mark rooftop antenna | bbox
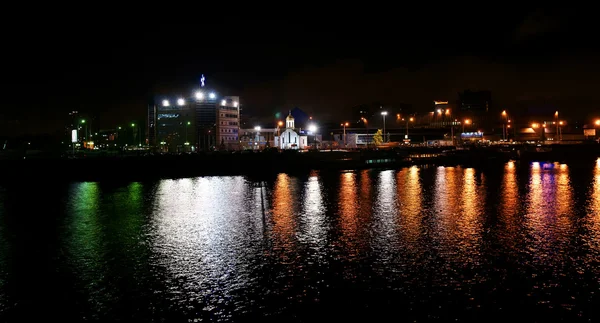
[200,74,205,87]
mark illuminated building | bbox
[274,112,308,149]
[217,96,240,149]
[147,75,240,151]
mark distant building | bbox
[217,96,240,150]
[274,112,308,150]
[148,78,240,151]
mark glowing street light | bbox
[221,99,226,106]
[595,119,600,126]
[177,98,185,106]
[209,92,216,99]
[531,123,539,128]
[381,111,388,142]
[341,122,349,147]
[162,99,170,107]
[555,111,559,140]
[462,119,471,133]
[253,126,261,150]
[195,91,204,100]
[308,124,317,132]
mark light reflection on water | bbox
[1,160,600,320]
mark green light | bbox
[131,123,135,127]
[81,120,86,123]
[187,121,191,125]
[118,126,122,130]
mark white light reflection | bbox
[372,170,398,250]
[150,176,260,313]
[299,172,327,250]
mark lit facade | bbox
[148,82,240,151]
[274,112,307,149]
[217,96,240,149]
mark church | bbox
[274,112,308,150]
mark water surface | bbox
[1,160,600,321]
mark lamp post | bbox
[558,121,564,141]
[308,124,317,149]
[80,119,87,142]
[407,117,414,139]
[555,111,559,141]
[501,110,507,141]
[341,122,349,147]
[381,111,388,142]
[131,123,140,147]
[462,119,471,134]
[254,126,261,150]
[186,121,191,146]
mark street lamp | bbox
[381,111,388,142]
[555,111,559,141]
[405,117,414,140]
[177,98,185,106]
[131,123,140,146]
[195,92,204,100]
[462,119,471,134]
[80,119,87,141]
[501,110,508,141]
[308,124,317,149]
[162,100,170,107]
[209,92,216,99]
[596,120,600,126]
[341,122,349,147]
[254,126,261,150]
[186,121,191,145]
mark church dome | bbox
[286,113,294,121]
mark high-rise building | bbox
[148,81,240,151]
[217,96,240,149]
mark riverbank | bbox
[1,144,599,182]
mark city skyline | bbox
[2,8,599,136]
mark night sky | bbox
[2,7,598,136]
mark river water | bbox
[1,159,600,321]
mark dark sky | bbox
[2,6,598,135]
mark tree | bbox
[372,129,383,145]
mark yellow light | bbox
[437,109,442,114]
[434,101,448,105]
[464,119,471,125]
[595,120,600,126]
[445,109,450,115]
[531,123,539,128]
[502,110,507,116]
[559,121,564,125]
[278,121,283,126]
[409,117,414,122]
[345,122,349,126]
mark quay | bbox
[2,143,600,182]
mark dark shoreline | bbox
[1,144,599,182]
